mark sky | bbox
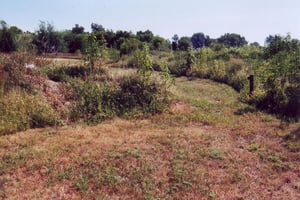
[1,0,300,45]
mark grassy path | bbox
[0,77,299,199]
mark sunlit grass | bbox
[0,75,299,199]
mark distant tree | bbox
[9,26,22,35]
[151,36,164,50]
[178,36,191,51]
[72,24,84,34]
[172,34,179,51]
[191,32,211,49]
[250,42,260,47]
[104,30,116,48]
[114,30,132,49]
[120,38,141,55]
[16,32,34,52]
[263,34,299,59]
[217,33,247,47]
[33,21,61,54]
[258,34,300,119]
[91,23,104,32]
[0,20,18,52]
[64,31,84,53]
[137,30,153,43]
[84,33,107,71]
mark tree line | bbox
[1,20,253,55]
[1,20,299,120]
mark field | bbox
[1,70,299,199]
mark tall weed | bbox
[0,88,58,135]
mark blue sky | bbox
[1,0,300,44]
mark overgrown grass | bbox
[0,76,299,199]
[71,74,170,124]
[0,88,58,135]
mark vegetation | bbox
[0,20,299,198]
[0,77,299,199]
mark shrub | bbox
[71,81,116,125]
[43,65,90,82]
[168,51,189,76]
[43,65,107,82]
[115,75,169,117]
[0,88,58,135]
[1,53,32,91]
[71,75,170,124]
[252,35,300,120]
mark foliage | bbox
[115,75,169,117]
[0,20,18,52]
[178,36,192,51]
[15,32,34,52]
[64,31,85,53]
[135,44,154,80]
[254,35,300,119]
[136,30,153,43]
[0,88,58,135]
[71,81,116,124]
[217,33,248,47]
[168,51,189,76]
[71,75,170,124]
[32,21,61,54]
[43,65,91,82]
[187,48,248,91]
[91,23,105,32]
[70,44,170,123]
[83,33,107,71]
[120,38,141,55]
[191,32,211,49]
[72,24,84,34]
[1,52,33,91]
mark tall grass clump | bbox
[70,44,171,124]
[0,88,58,135]
[115,74,169,117]
[187,47,249,91]
[71,81,117,125]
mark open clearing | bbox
[1,77,299,200]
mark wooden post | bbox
[248,75,254,95]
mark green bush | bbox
[43,66,91,82]
[253,35,300,120]
[1,53,33,91]
[0,88,58,135]
[71,75,170,124]
[168,51,189,76]
[115,75,169,117]
[71,81,116,125]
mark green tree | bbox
[135,44,153,80]
[64,31,85,53]
[72,24,84,34]
[137,30,153,43]
[33,21,61,54]
[191,32,211,49]
[91,23,105,32]
[178,36,191,51]
[217,33,247,47]
[0,20,18,52]
[120,37,141,55]
[257,34,300,119]
[172,34,179,51]
[84,33,107,71]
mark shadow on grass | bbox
[284,127,300,141]
[234,106,257,115]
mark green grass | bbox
[0,75,299,199]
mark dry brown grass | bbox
[0,77,299,200]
